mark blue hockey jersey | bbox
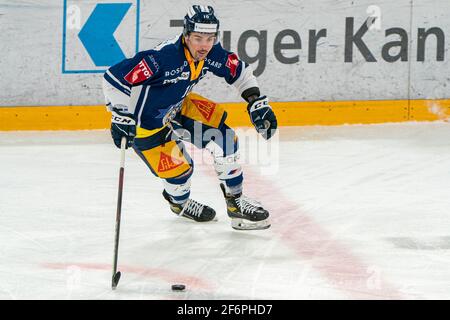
[103,34,258,130]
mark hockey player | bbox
[102,5,277,230]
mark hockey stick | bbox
[112,137,127,290]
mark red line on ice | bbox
[240,165,404,299]
[41,262,214,291]
[192,145,403,299]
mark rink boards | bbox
[0,99,449,130]
[1,0,449,129]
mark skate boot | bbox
[163,190,216,222]
[220,184,270,230]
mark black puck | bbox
[171,284,186,291]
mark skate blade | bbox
[231,218,271,230]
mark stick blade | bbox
[112,271,121,290]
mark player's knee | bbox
[213,152,242,180]
[206,124,239,156]
[224,128,239,156]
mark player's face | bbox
[185,32,216,61]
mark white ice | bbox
[0,122,449,300]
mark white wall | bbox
[0,0,449,106]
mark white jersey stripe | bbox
[137,86,150,126]
[106,70,131,92]
[128,85,143,114]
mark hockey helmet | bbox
[183,5,220,36]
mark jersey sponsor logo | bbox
[162,71,190,85]
[191,99,216,121]
[124,59,153,84]
[225,53,239,77]
[158,152,184,172]
[205,58,222,68]
[148,55,160,71]
[165,61,188,77]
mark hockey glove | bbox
[247,96,278,140]
[111,109,136,149]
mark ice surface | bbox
[0,122,449,299]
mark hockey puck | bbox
[171,284,186,291]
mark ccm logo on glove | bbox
[112,114,135,124]
[247,96,278,140]
[110,109,136,149]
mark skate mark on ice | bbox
[387,236,450,250]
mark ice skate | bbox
[220,184,270,230]
[163,190,216,222]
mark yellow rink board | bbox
[0,99,449,131]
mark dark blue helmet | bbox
[183,5,220,36]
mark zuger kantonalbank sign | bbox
[169,16,446,77]
[1,0,449,106]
